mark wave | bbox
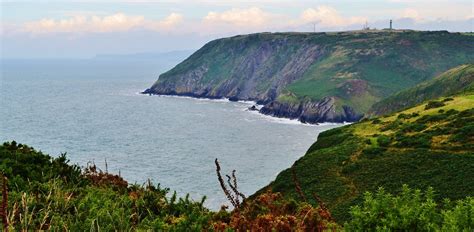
[138,91,349,126]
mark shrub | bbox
[445,109,459,115]
[345,186,474,231]
[381,120,402,131]
[450,124,474,143]
[397,113,410,119]
[396,112,419,120]
[425,100,445,110]
[377,135,392,147]
[395,134,432,148]
[212,191,337,231]
[399,122,427,133]
[416,113,448,124]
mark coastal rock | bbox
[247,105,259,111]
[260,97,363,123]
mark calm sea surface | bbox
[0,59,341,209]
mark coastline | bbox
[140,91,355,125]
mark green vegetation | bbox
[264,94,474,222]
[345,185,473,231]
[370,64,474,115]
[152,31,474,116]
[0,142,212,230]
[2,141,472,230]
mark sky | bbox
[1,0,473,58]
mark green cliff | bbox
[145,31,474,123]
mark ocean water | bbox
[0,59,341,209]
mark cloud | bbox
[297,6,367,28]
[20,12,183,34]
[6,4,472,37]
[199,6,367,33]
[203,7,275,28]
[401,8,421,20]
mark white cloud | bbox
[7,4,472,37]
[297,6,367,28]
[401,8,422,21]
[20,12,183,34]
[203,7,275,28]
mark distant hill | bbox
[369,64,474,116]
[259,92,474,221]
[144,31,474,123]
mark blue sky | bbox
[1,0,473,58]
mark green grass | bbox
[370,64,474,116]
[263,94,474,222]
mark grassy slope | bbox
[263,93,474,222]
[157,31,474,115]
[369,64,474,116]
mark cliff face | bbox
[144,31,474,123]
[259,97,362,123]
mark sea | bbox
[0,57,342,209]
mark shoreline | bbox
[140,91,352,126]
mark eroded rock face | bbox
[259,97,363,123]
[148,42,325,102]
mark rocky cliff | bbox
[144,31,474,123]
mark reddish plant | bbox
[0,173,8,230]
[215,159,246,209]
[83,162,128,189]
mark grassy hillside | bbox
[264,93,474,222]
[147,31,474,121]
[370,64,474,116]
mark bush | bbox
[0,141,85,191]
[397,113,410,119]
[425,100,445,110]
[450,124,474,143]
[445,109,459,115]
[416,113,448,124]
[399,122,427,133]
[376,135,392,147]
[395,133,432,148]
[396,112,419,120]
[381,120,402,131]
[345,185,474,231]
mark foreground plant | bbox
[345,185,474,231]
[2,141,473,231]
